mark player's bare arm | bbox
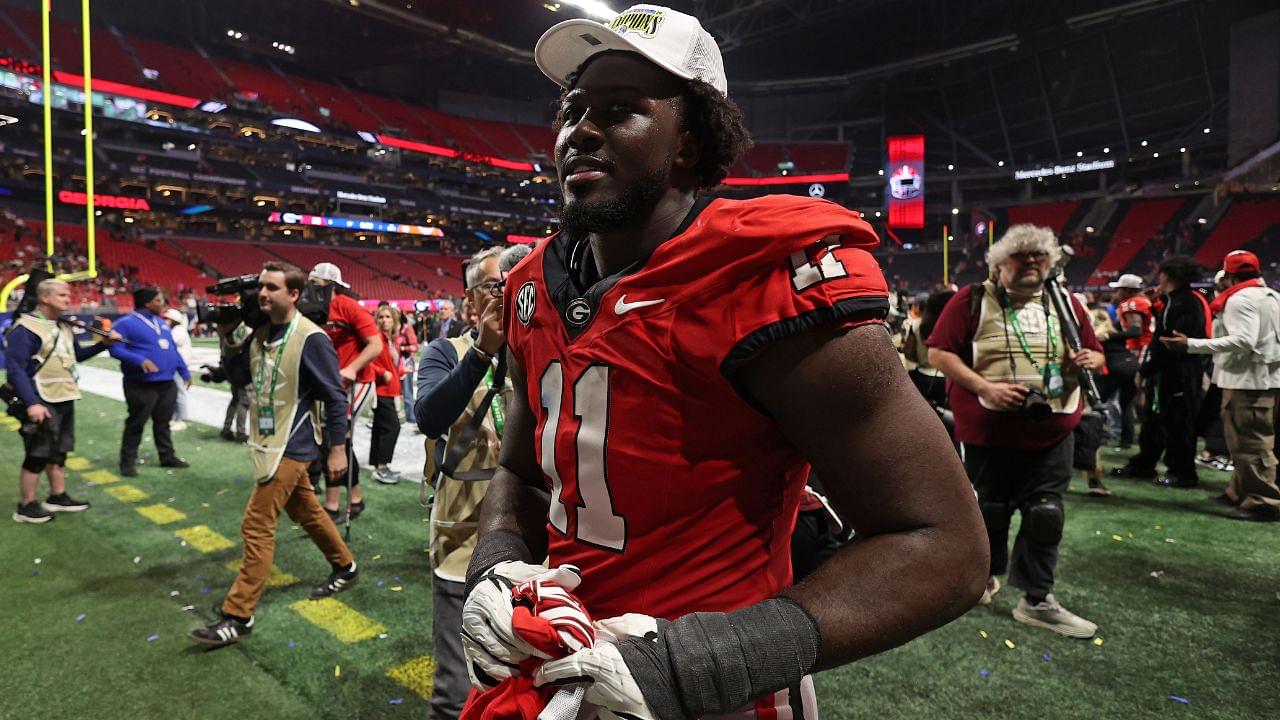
[471,354,551,574]
[746,321,990,667]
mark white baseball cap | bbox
[535,4,728,96]
[1108,273,1144,289]
[309,262,349,288]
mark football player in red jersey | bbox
[460,6,988,718]
[1110,273,1154,352]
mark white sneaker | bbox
[977,575,1001,605]
[1012,594,1097,638]
[170,420,188,431]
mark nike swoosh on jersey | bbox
[614,296,666,315]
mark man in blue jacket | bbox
[109,286,191,476]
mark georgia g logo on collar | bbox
[516,281,537,325]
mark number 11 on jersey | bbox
[539,362,627,551]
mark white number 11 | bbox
[539,362,626,551]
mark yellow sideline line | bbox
[175,525,235,553]
[224,559,299,588]
[104,484,149,503]
[387,655,436,700]
[136,503,187,525]
[83,469,119,485]
[289,597,387,643]
[64,456,92,470]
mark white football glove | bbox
[460,560,547,689]
[534,643,655,720]
[533,613,661,720]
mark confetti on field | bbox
[376,581,385,588]
[146,634,160,642]
[979,630,988,638]
[1170,695,1189,704]
[30,570,39,577]
[1165,538,1177,543]
[34,558,42,564]
[1004,639,1016,649]
[133,556,142,564]
[1042,652,1051,662]
[335,665,341,678]
[390,585,403,592]
[1093,637,1104,646]
[389,698,403,705]
[169,590,180,597]
[372,554,382,561]
[1111,535,1124,542]
[979,669,990,678]
[378,633,389,640]
[1154,524,1162,530]
[75,613,86,621]
[288,641,297,648]
[182,605,195,612]
[1150,570,1165,578]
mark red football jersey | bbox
[1118,295,1153,351]
[502,195,889,621]
[325,292,379,384]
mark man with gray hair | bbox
[414,245,510,720]
[5,279,121,523]
[929,223,1105,638]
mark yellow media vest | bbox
[971,280,1082,415]
[247,314,325,483]
[14,314,80,403]
[426,334,511,582]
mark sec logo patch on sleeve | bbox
[516,281,538,325]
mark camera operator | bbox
[307,263,383,519]
[219,322,251,443]
[190,261,357,648]
[413,246,513,720]
[6,279,121,523]
[928,224,1103,639]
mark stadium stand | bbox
[1193,199,1280,269]
[787,143,848,172]
[1088,198,1185,281]
[1007,201,1080,233]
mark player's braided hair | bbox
[553,58,752,190]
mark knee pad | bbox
[21,456,48,473]
[1023,498,1064,545]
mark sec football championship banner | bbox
[886,135,925,229]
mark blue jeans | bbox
[401,367,416,424]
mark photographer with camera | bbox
[6,279,121,523]
[190,261,357,648]
[928,224,1103,639]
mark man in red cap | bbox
[1163,250,1280,521]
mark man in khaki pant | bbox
[190,261,359,647]
[1163,250,1280,522]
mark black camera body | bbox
[197,275,334,329]
[1021,388,1054,422]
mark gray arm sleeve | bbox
[617,596,822,719]
[463,528,536,597]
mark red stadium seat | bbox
[1194,199,1280,269]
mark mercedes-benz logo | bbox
[565,298,592,327]
[515,282,537,325]
[808,183,826,198]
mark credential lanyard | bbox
[1004,296,1058,374]
[253,314,300,430]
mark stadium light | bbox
[1152,152,1159,158]
[877,169,884,176]
[997,160,1005,167]
[1203,127,1211,134]
[947,163,954,170]
[272,117,322,133]
[559,1,617,20]
[1140,140,1148,147]
[1180,147,1186,153]
[1103,147,1110,153]
[951,207,959,215]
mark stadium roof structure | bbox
[17,0,1273,182]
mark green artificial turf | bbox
[2,392,1278,719]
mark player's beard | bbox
[558,166,668,237]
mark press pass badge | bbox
[1044,363,1065,399]
[258,406,276,436]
